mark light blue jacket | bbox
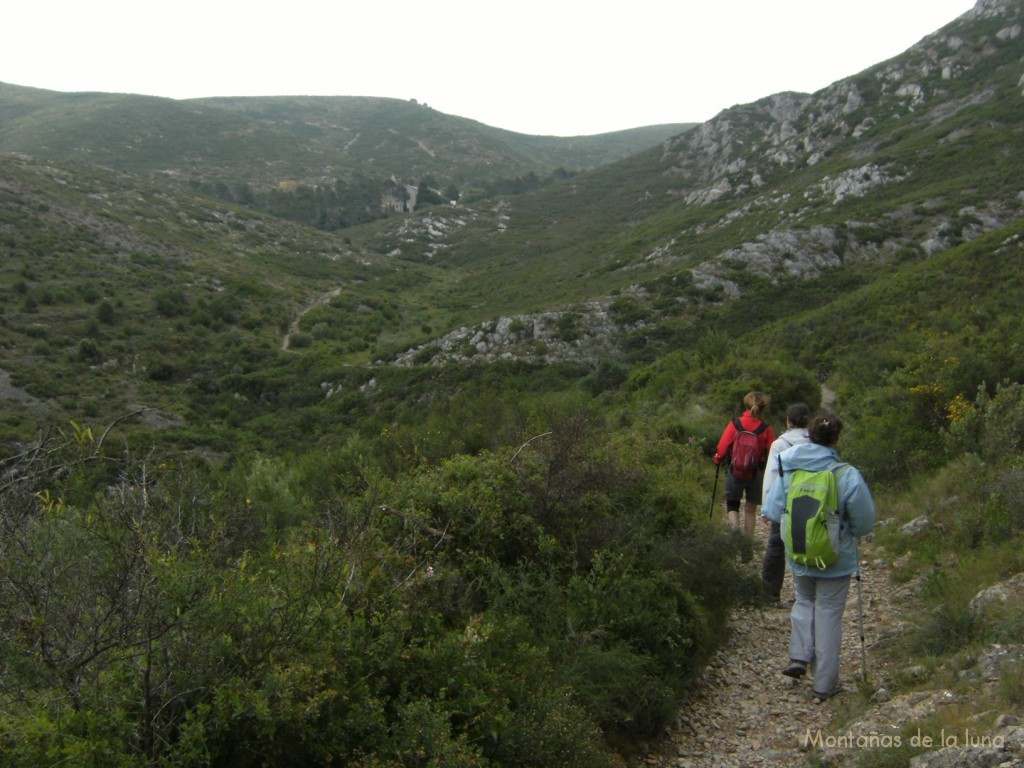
[761,442,876,578]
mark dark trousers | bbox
[762,521,786,600]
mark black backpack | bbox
[729,418,768,481]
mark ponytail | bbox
[743,391,771,420]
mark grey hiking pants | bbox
[790,573,851,697]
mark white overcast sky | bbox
[4,0,976,137]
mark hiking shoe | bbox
[813,683,844,703]
[782,661,808,678]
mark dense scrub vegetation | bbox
[2,190,1022,762]
[0,403,758,766]
[188,174,393,231]
[1,118,1022,759]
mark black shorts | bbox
[724,468,764,510]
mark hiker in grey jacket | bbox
[760,403,812,603]
[761,411,875,701]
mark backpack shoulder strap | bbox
[733,418,768,435]
[780,457,844,483]
[830,462,852,519]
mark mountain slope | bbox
[1,0,1021,456]
[348,0,1023,366]
[0,151,390,447]
[0,84,692,190]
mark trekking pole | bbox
[854,540,868,683]
[708,461,721,519]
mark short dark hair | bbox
[786,403,812,428]
[809,411,843,446]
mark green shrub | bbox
[559,550,708,738]
[97,300,116,324]
[146,358,177,381]
[912,602,979,656]
[946,381,1024,465]
[999,666,1024,708]
[583,359,631,395]
[243,453,315,531]
[351,700,489,768]
[77,336,102,362]
[154,287,188,316]
[484,688,614,768]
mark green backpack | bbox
[781,462,850,570]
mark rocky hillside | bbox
[366,0,1023,368]
[659,0,1023,283]
[0,1,1021,450]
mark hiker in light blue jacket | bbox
[761,411,875,702]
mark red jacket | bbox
[714,412,776,467]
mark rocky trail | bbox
[281,287,342,350]
[640,517,896,767]
[638,514,1024,768]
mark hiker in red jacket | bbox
[714,391,776,554]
